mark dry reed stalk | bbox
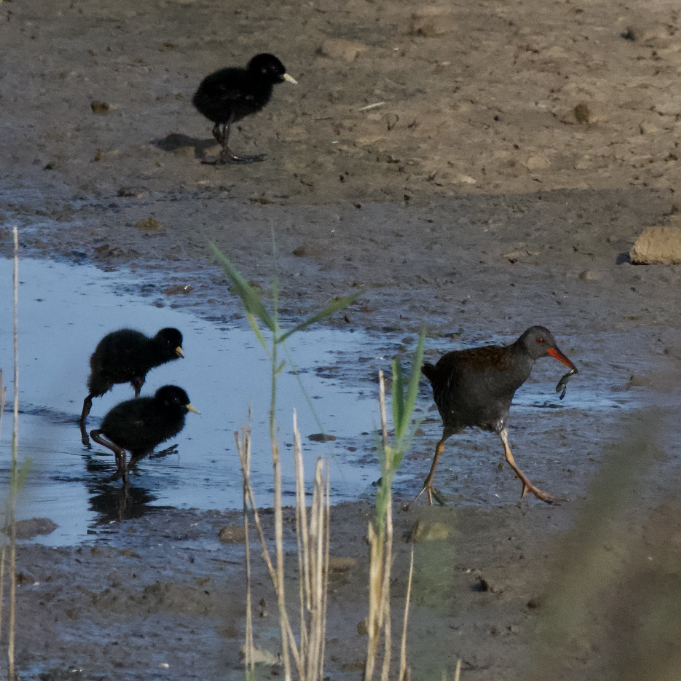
[235,420,305,675]
[292,411,329,681]
[319,470,330,681]
[364,369,398,681]
[0,369,5,675]
[398,547,414,681]
[308,457,328,681]
[271,436,292,681]
[235,432,301,672]
[364,523,382,681]
[364,368,415,681]
[454,658,462,681]
[235,406,254,677]
[8,226,20,680]
[378,370,393,681]
[293,413,311,672]
[0,546,4,642]
[236,408,330,681]
[0,370,5,444]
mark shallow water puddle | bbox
[0,258,381,545]
[0,259,647,544]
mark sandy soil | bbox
[1,0,681,678]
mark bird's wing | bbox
[433,345,508,380]
[214,86,252,105]
[202,70,253,105]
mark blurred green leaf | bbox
[278,293,360,344]
[391,359,405,445]
[210,243,275,332]
[394,330,425,443]
[10,458,31,491]
[245,311,270,358]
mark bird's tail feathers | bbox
[421,362,437,383]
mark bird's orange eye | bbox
[536,337,545,344]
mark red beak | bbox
[548,346,578,372]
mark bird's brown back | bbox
[422,343,532,433]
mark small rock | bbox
[628,374,652,387]
[574,155,592,170]
[118,187,143,197]
[564,101,608,125]
[293,244,324,257]
[163,285,193,295]
[654,96,681,116]
[573,103,590,124]
[406,520,450,543]
[319,39,368,62]
[454,174,476,185]
[473,575,503,594]
[504,249,530,261]
[240,645,280,666]
[308,433,336,442]
[663,346,681,361]
[524,155,550,171]
[527,597,543,609]
[357,619,369,635]
[578,270,600,281]
[474,576,491,592]
[91,100,110,114]
[218,524,246,544]
[639,120,660,135]
[5,518,58,540]
[630,227,681,265]
[406,8,456,37]
[328,557,356,572]
[15,571,36,585]
[131,217,161,231]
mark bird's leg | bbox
[212,122,225,146]
[125,449,153,474]
[131,376,144,398]
[90,429,129,482]
[80,394,95,447]
[217,120,267,165]
[405,438,447,509]
[498,429,566,504]
[149,443,179,459]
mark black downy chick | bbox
[90,385,199,483]
[80,328,184,446]
[192,53,297,164]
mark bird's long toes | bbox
[201,155,223,166]
[526,485,567,505]
[226,153,267,164]
[150,444,179,459]
[431,488,447,506]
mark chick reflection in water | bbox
[88,478,157,524]
[90,385,199,484]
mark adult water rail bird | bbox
[80,328,184,446]
[192,53,297,164]
[416,326,578,505]
[90,385,199,483]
